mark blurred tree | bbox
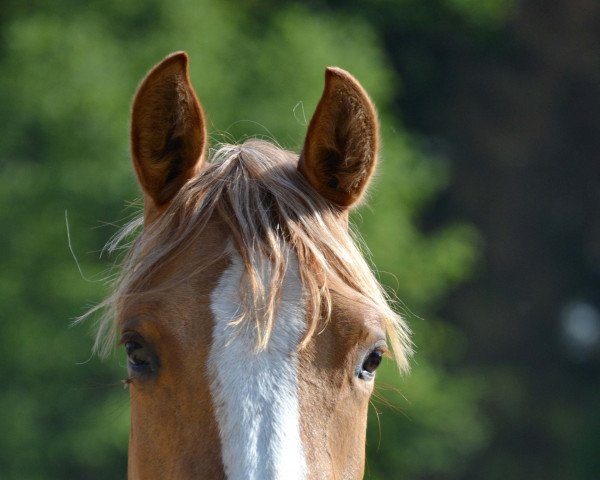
[0,0,483,478]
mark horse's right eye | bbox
[124,339,156,374]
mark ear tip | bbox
[134,52,191,108]
[161,51,189,70]
[324,67,370,97]
[325,66,352,81]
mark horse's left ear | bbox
[299,67,379,209]
[131,51,206,218]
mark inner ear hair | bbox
[299,67,379,209]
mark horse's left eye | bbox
[359,349,384,380]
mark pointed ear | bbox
[131,51,206,214]
[298,67,379,209]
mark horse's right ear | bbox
[131,51,206,219]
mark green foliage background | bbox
[2,0,596,479]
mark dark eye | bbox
[125,340,154,373]
[358,349,384,380]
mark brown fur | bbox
[89,52,412,479]
[123,220,228,478]
[298,287,386,479]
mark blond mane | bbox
[86,139,412,371]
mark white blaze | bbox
[209,249,307,480]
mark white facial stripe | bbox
[209,249,307,480]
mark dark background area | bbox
[356,0,600,477]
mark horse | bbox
[90,51,411,479]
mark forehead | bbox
[117,218,229,331]
[117,232,384,344]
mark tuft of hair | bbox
[80,140,412,372]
